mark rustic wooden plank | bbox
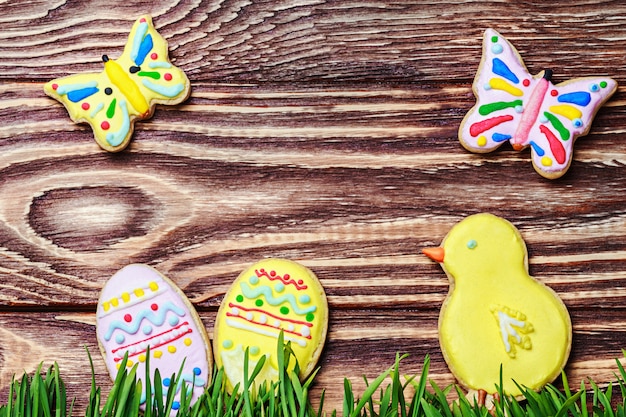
[2,0,626,414]
[0,310,625,413]
[1,2,626,83]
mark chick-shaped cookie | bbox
[423,213,571,399]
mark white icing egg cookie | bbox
[96,264,212,411]
[213,258,328,393]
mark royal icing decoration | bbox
[459,29,616,179]
[423,213,572,397]
[44,15,190,152]
[96,264,212,411]
[213,259,328,393]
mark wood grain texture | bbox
[2,0,626,413]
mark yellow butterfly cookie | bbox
[44,15,190,152]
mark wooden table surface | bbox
[2,0,626,413]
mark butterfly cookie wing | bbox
[44,72,144,152]
[116,15,190,110]
[526,76,617,178]
[460,29,537,153]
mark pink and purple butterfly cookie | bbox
[459,29,617,179]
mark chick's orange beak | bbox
[423,247,445,263]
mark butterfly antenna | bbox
[102,55,109,63]
[543,69,553,81]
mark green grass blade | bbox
[349,360,397,417]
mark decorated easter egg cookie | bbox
[459,28,616,179]
[213,259,328,393]
[96,264,212,411]
[44,15,190,152]
[423,213,572,398]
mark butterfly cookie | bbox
[44,15,190,152]
[459,29,617,179]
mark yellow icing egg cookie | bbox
[423,213,571,398]
[213,258,328,393]
[44,15,190,152]
[96,264,212,411]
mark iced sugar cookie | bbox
[423,213,571,398]
[459,28,616,179]
[44,15,190,152]
[96,264,212,411]
[213,259,328,393]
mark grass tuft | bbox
[2,342,626,417]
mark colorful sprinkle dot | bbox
[138,354,146,363]
[491,44,503,54]
[140,18,147,23]
[477,135,487,147]
[467,239,478,249]
[168,316,179,326]
[255,299,263,307]
[81,102,90,110]
[164,73,173,81]
[589,83,600,92]
[193,367,202,376]
[154,350,163,358]
[223,339,233,349]
[297,280,304,285]
[151,303,158,311]
[163,378,171,387]
[51,83,58,90]
[184,338,192,346]
[250,346,260,355]
[274,283,285,293]
[284,274,290,280]
[110,297,119,307]
[150,52,158,60]
[522,79,530,87]
[541,156,553,167]
[121,292,130,302]
[142,325,153,335]
[168,345,177,353]
[280,306,290,315]
[249,275,259,285]
[550,90,558,97]
[172,402,180,411]
[101,121,110,130]
[491,36,498,43]
[270,270,276,277]
[126,360,134,368]
[115,334,125,344]
[299,294,311,304]
[600,81,608,88]
[149,282,159,291]
[134,288,144,297]
[306,313,315,322]
[124,314,132,322]
[236,295,244,302]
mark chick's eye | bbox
[466,239,477,249]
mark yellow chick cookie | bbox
[423,213,571,399]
